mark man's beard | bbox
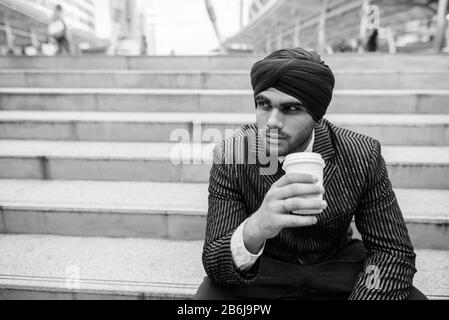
[280,124,315,156]
[258,123,315,157]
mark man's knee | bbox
[407,287,428,300]
[194,277,239,300]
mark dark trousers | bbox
[55,37,71,55]
[195,240,427,300]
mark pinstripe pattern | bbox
[202,118,416,300]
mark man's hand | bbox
[243,173,327,254]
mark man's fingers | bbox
[274,183,324,200]
[274,173,318,188]
[282,198,326,212]
[278,214,318,228]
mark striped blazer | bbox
[202,118,417,300]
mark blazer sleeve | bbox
[349,140,417,300]
[202,143,261,286]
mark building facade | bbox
[20,0,96,34]
[226,0,447,54]
[0,0,99,51]
[109,0,158,55]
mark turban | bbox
[251,48,335,122]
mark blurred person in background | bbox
[141,36,148,56]
[366,28,379,52]
[48,4,72,55]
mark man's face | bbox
[256,88,316,157]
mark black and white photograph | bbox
[0,0,448,303]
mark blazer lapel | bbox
[313,120,337,190]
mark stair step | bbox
[0,180,447,248]
[0,180,206,240]
[2,69,449,89]
[0,235,205,300]
[0,234,447,299]
[2,53,447,301]
[1,111,448,146]
[1,55,448,70]
[0,140,448,189]
[1,88,448,114]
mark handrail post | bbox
[30,27,39,49]
[435,0,448,53]
[276,23,283,50]
[384,27,396,54]
[5,20,14,54]
[293,16,301,47]
[265,33,272,53]
[317,0,328,53]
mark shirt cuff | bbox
[231,219,266,272]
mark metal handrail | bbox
[225,0,355,45]
[0,25,46,42]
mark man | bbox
[195,48,426,300]
[48,5,71,55]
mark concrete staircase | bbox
[0,54,448,300]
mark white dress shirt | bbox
[231,130,316,271]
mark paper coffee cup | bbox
[282,152,325,215]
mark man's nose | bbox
[266,108,283,129]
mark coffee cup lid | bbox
[283,152,325,169]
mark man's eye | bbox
[256,101,271,109]
[285,105,300,112]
